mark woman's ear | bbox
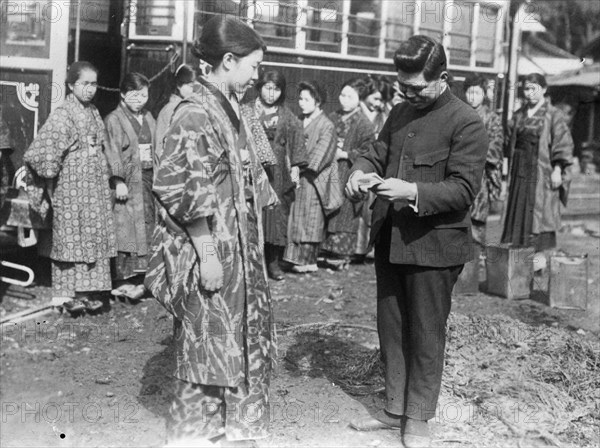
[222,52,236,71]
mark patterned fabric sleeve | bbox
[104,113,129,181]
[549,108,574,169]
[24,107,75,178]
[306,118,336,174]
[285,109,308,168]
[347,114,376,163]
[153,104,219,224]
[486,112,504,168]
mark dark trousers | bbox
[375,227,462,421]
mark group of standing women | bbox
[23,61,198,313]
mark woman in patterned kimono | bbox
[501,73,574,271]
[322,78,375,269]
[23,61,116,313]
[104,73,156,299]
[463,74,503,247]
[154,64,197,164]
[144,16,277,447]
[254,70,307,280]
[284,80,342,273]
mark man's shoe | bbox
[349,410,402,431]
[403,418,431,448]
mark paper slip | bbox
[358,173,384,191]
[139,144,153,163]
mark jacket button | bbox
[408,132,415,138]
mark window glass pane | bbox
[448,2,473,66]
[305,0,344,53]
[135,0,177,37]
[253,1,298,49]
[385,1,416,58]
[348,0,382,57]
[475,4,497,67]
[0,1,51,58]
[419,0,444,40]
[194,0,243,37]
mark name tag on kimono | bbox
[139,144,152,163]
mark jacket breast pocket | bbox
[412,147,449,183]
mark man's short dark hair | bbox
[393,35,447,82]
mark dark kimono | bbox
[470,105,503,245]
[322,107,375,257]
[145,80,278,441]
[501,102,574,251]
[284,111,342,266]
[104,104,156,280]
[23,94,117,297]
[255,101,307,246]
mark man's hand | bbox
[115,181,129,201]
[374,178,417,202]
[551,166,562,189]
[345,170,367,201]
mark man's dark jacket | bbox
[351,88,488,267]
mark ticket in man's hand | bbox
[357,172,384,192]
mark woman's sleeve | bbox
[487,112,504,168]
[288,114,308,168]
[347,116,376,163]
[306,119,336,174]
[24,108,75,178]
[153,106,218,224]
[550,109,574,169]
[104,114,128,181]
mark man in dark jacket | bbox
[346,36,488,448]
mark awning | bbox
[547,64,600,88]
[518,55,584,76]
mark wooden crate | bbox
[453,245,480,295]
[549,254,589,310]
[485,244,534,299]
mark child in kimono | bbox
[284,80,342,273]
[321,78,375,269]
[104,73,156,299]
[155,64,197,164]
[254,70,307,280]
[24,61,116,314]
[145,16,278,447]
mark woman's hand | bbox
[115,181,129,201]
[199,250,224,292]
[336,148,349,161]
[186,219,223,293]
[551,166,562,189]
[290,166,300,187]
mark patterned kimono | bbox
[23,94,116,297]
[255,101,307,246]
[501,102,574,251]
[104,104,156,280]
[144,79,277,442]
[470,105,504,245]
[284,111,341,266]
[322,107,375,258]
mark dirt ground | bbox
[1,217,599,448]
